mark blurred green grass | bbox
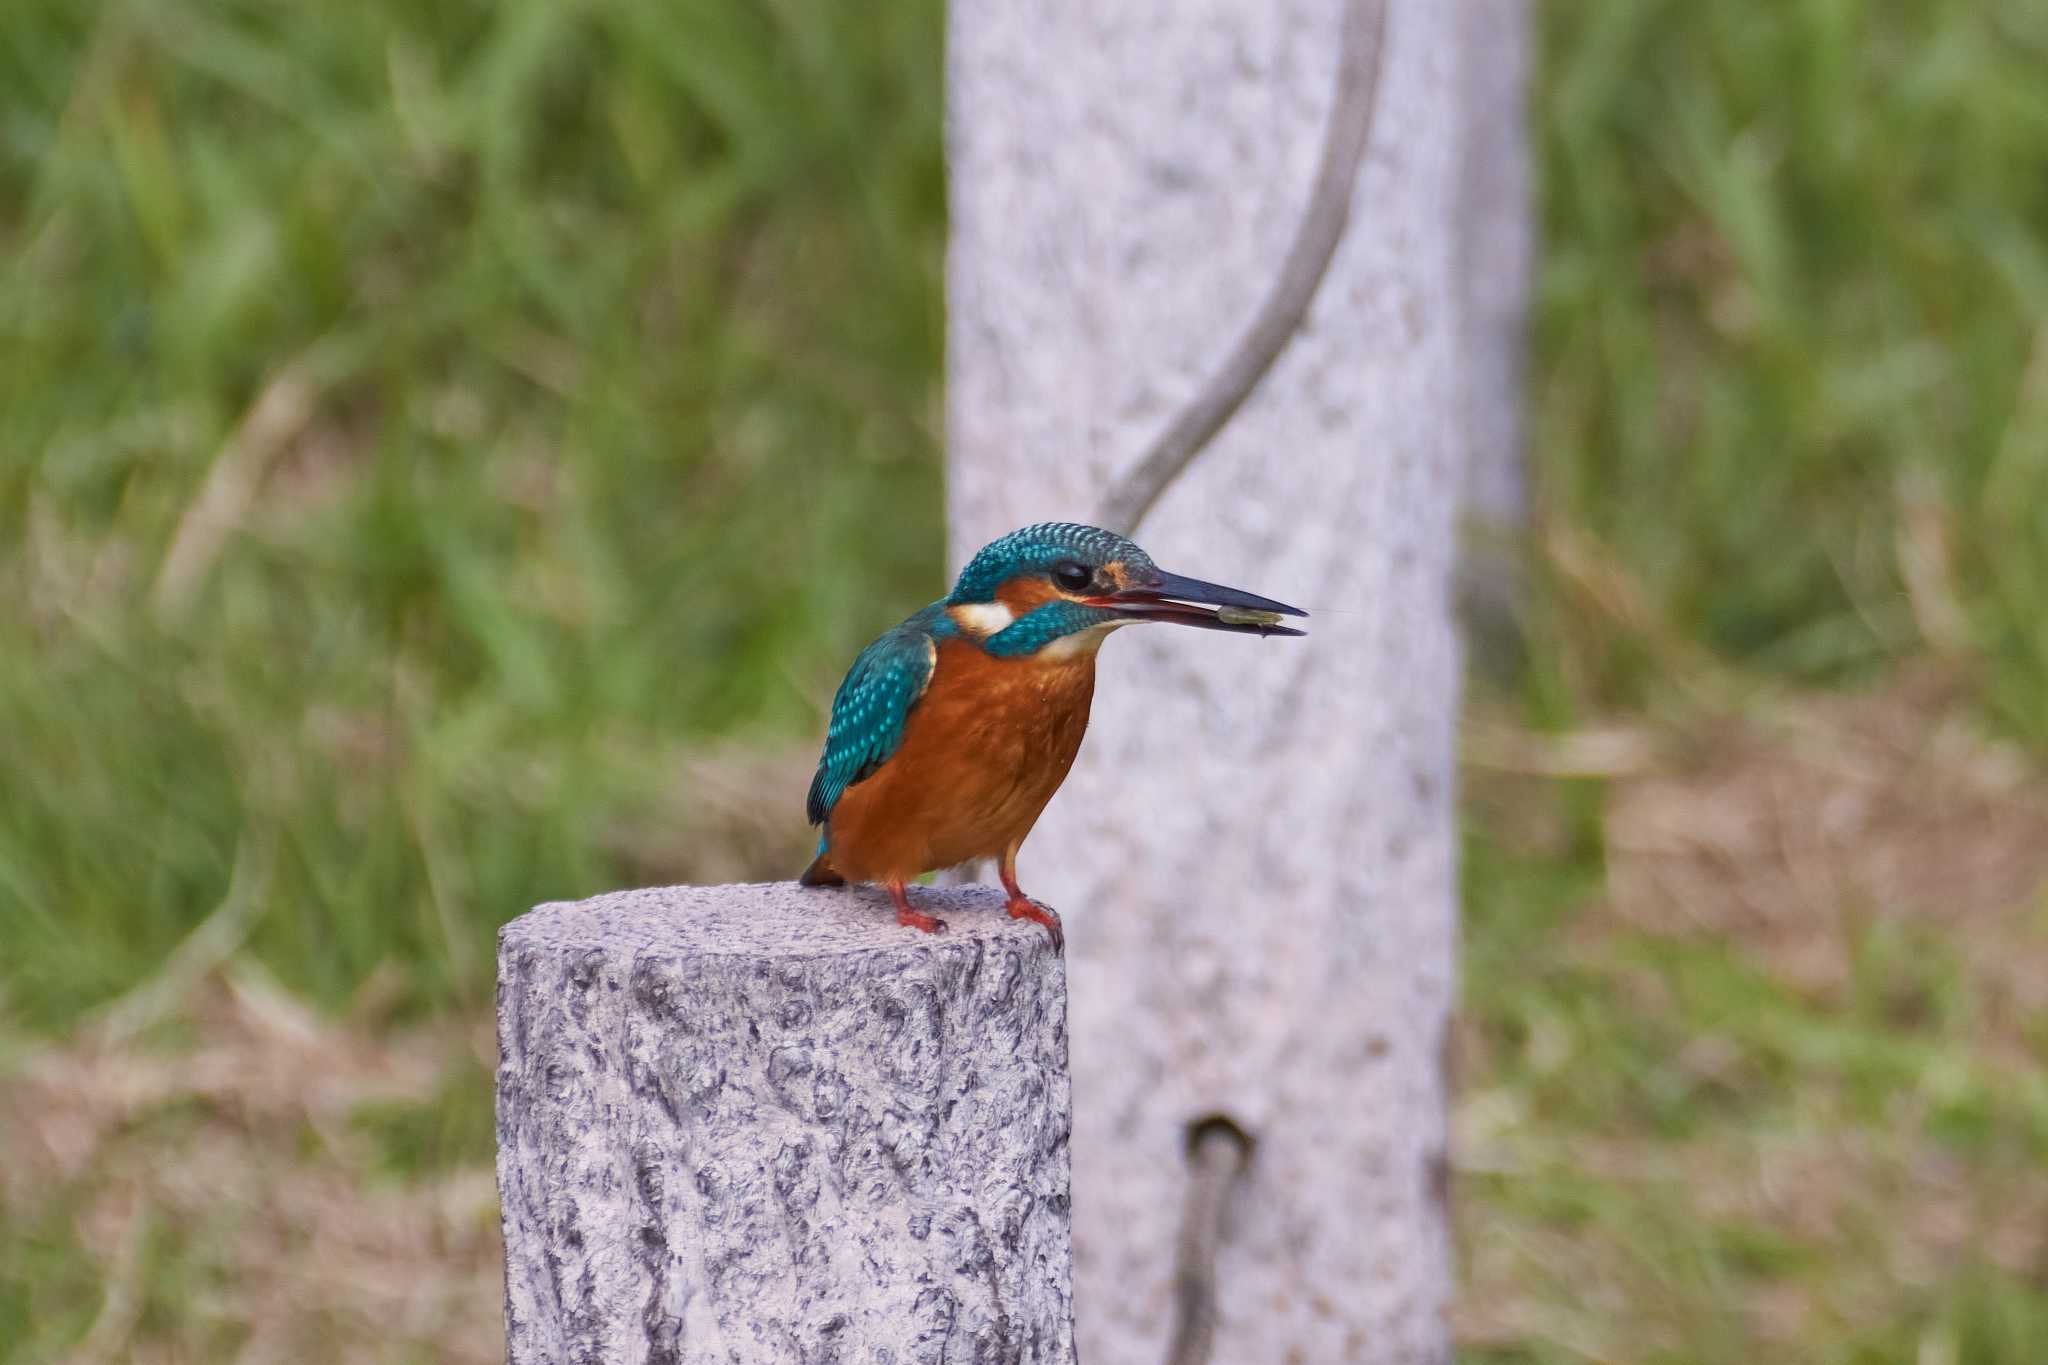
[2,0,946,1023]
[3,0,2047,1360]
[1459,803,2048,1362]
[1532,0,2048,728]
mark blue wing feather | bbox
[806,605,945,825]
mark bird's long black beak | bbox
[1090,569,1308,637]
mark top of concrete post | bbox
[502,880,1055,961]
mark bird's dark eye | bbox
[1052,561,1093,592]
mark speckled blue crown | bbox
[948,522,1154,604]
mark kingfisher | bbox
[800,521,1305,950]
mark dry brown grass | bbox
[1600,669,2048,1057]
[1453,669,2048,1359]
[1,972,503,1365]
[604,743,821,889]
[1454,1108,2048,1356]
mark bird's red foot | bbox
[885,881,947,935]
[896,906,948,935]
[1007,897,1064,955]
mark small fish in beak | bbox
[1088,568,1308,637]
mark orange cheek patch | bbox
[994,576,1062,613]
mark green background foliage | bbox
[2,0,2044,1359]
[3,0,946,1021]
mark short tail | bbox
[799,850,844,887]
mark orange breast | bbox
[822,638,1096,884]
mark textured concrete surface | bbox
[948,1,1486,1359]
[495,882,1075,1365]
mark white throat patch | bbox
[1039,619,1128,659]
[948,601,1016,636]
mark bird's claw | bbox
[1006,897,1064,955]
[896,907,948,935]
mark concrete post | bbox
[494,883,1076,1364]
[948,1,1480,1358]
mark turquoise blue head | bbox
[946,521,1306,658]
